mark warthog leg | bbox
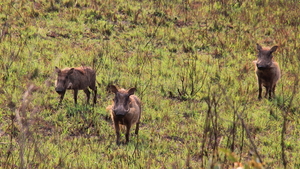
[135,122,139,135]
[114,122,121,145]
[59,91,66,105]
[264,86,269,98]
[125,124,131,144]
[272,84,276,99]
[93,86,97,104]
[258,80,262,100]
[73,89,78,105]
[83,88,91,104]
[268,87,272,100]
[89,86,97,104]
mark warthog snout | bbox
[113,108,129,117]
[55,87,65,94]
[256,64,268,70]
[256,58,272,70]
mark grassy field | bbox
[0,0,299,168]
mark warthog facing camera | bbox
[107,85,141,145]
[254,44,280,100]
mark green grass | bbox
[1,0,300,168]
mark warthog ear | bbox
[256,43,262,51]
[55,66,61,73]
[67,68,74,76]
[110,85,119,93]
[128,88,136,95]
[270,46,278,53]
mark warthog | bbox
[107,85,141,145]
[55,66,97,105]
[254,44,280,100]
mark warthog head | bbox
[256,44,278,70]
[110,85,136,117]
[55,67,74,94]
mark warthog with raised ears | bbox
[55,66,97,105]
[107,85,141,145]
[254,44,280,100]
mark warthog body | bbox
[107,85,141,145]
[254,44,280,100]
[55,66,97,105]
